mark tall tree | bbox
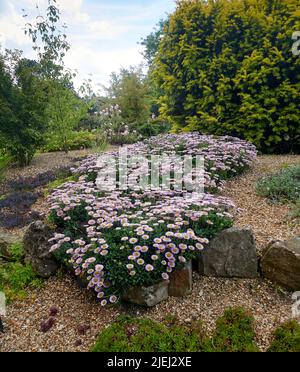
[140,19,168,66]
[24,0,91,153]
[152,0,300,153]
[0,51,48,166]
[107,66,150,124]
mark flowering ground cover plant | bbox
[47,133,257,305]
[72,133,257,193]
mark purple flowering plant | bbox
[47,133,257,305]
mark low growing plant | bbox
[203,307,259,352]
[92,310,300,353]
[47,133,256,305]
[0,243,43,302]
[256,165,300,203]
[267,320,300,352]
[91,316,204,352]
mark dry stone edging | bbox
[122,281,169,307]
[169,261,193,297]
[260,237,300,291]
[22,223,263,306]
[23,220,59,278]
[196,227,259,279]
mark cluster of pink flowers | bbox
[48,133,256,305]
[71,133,257,192]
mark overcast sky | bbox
[0,0,175,92]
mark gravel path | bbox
[0,155,299,352]
[0,149,100,195]
[222,155,300,254]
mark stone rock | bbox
[260,237,300,291]
[23,221,59,278]
[122,281,169,307]
[196,227,258,278]
[169,261,193,297]
[0,231,20,260]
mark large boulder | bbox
[196,227,258,278]
[260,237,300,291]
[0,231,20,260]
[23,221,59,278]
[122,281,169,307]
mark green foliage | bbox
[0,262,43,302]
[203,308,259,352]
[45,81,91,153]
[268,320,300,352]
[256,165,300,202]
[9,242,24,262]
[289,199,300,220]
[0,152,12,182]
[43,130,107,152]
[0,54,48,166]
[0,1,84,165]
[92,316,204,352]
[23,0,93,155]
[52,205,233,297]
[107,66,151,125]
[93,310,299,352]
[137,118,172,138]
[0,242,43,302]
[140,19,168,66]
[0,152,12,171]
[152,0,300,153]
[24,0,70,80]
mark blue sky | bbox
[0,0,176,91]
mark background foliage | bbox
[151,0,300,153]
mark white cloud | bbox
[0,2,23,46]
[65,44,144,91]
[1,0,175,89]
[87,20,132,40]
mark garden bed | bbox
[0,142,299,352]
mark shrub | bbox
[256,165,300,203]
[0,262,43,302]
[203,308,259,352]
[0,243,43,302]
[0,55,49,166]
[268,320,300,352]
[42,131,105,152]
[137,118,172,138]
[0,191,40,210]
[95,104,141,145]
[152,0,300,153]
[92,311,300,352]
[92,316,204,352]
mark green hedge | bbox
[152,0,300,153]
